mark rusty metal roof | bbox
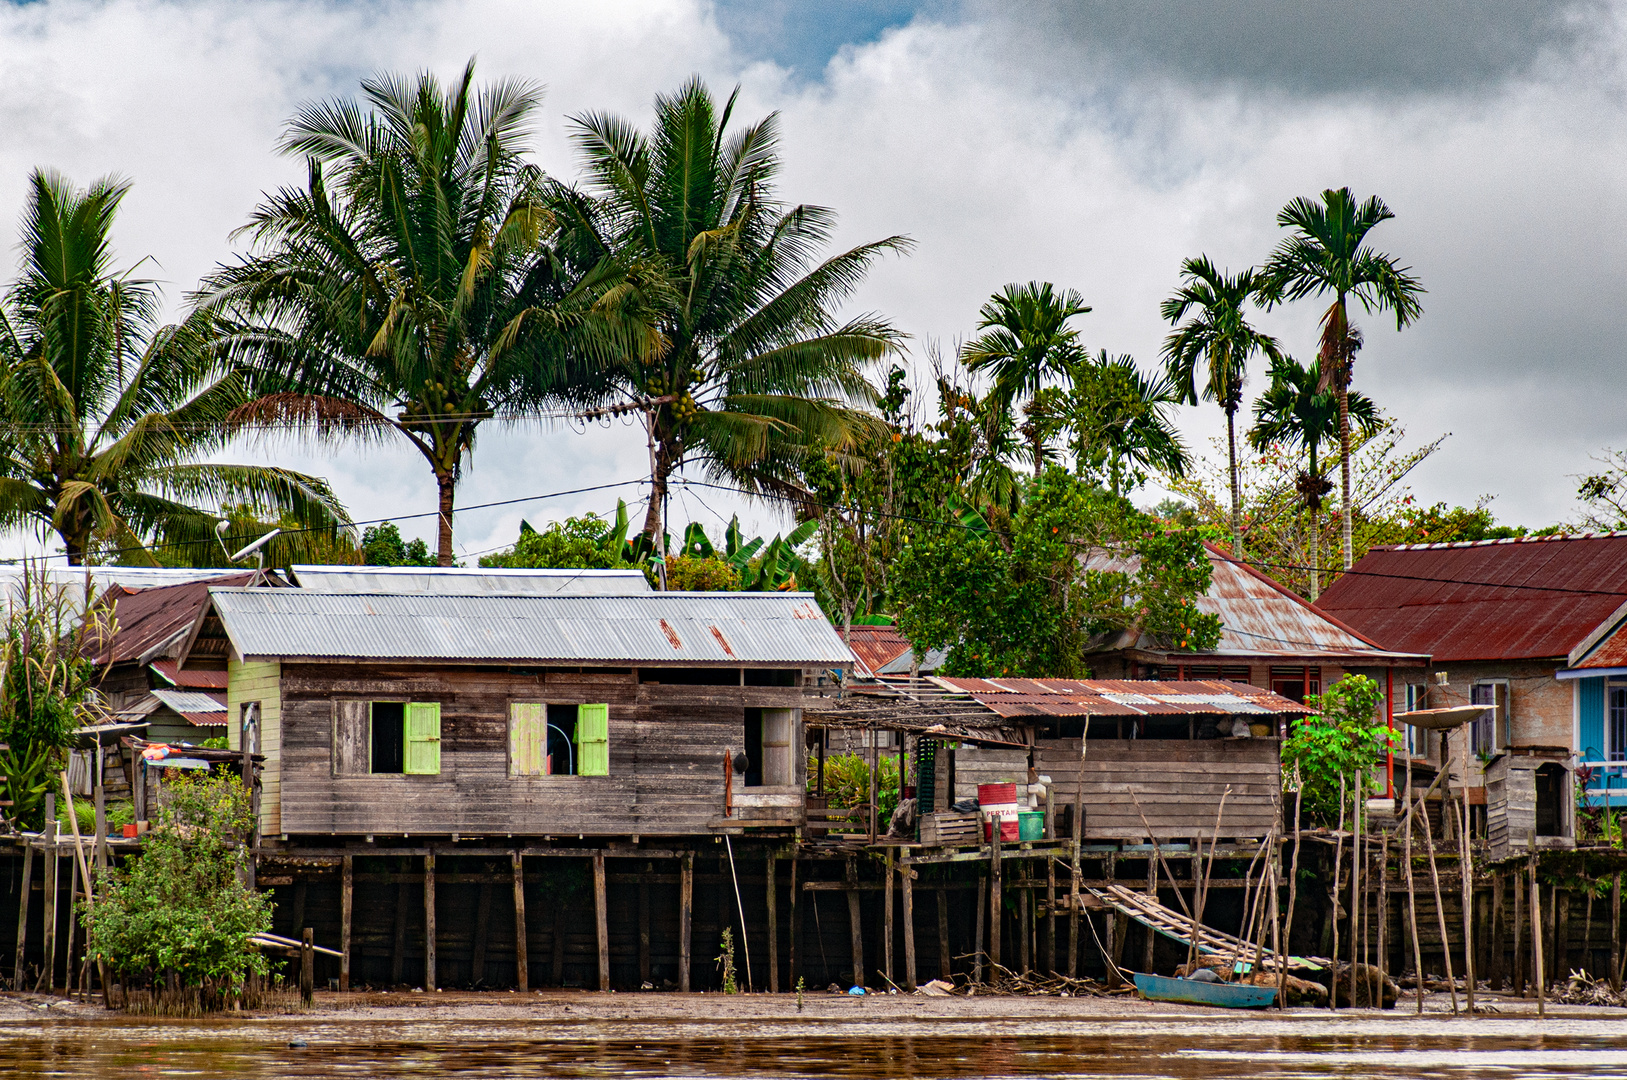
[92,573,256,666]
[1316,534,1627,662]
[843,626,945,677]
[149,659,229,690]
[933,677,1313,718]
[1085,543,1424,664]
[206,588,856,666]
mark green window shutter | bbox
[576,704,609,776]
[510,703,546,776]
[405,702,441,775]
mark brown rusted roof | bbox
[93,573,255,667]
[934,677,1314,717]
[846,626,911,675]
[149,659,229,690]
[1086,543,1425,665]
[1317,534,1627,663]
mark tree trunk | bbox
[1336,296,1354,571]
[435,469,456,567]
[1307,443,1320,603]
[1226,406,1242,557]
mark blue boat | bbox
[1132,973,1278,1009]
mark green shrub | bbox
[808,752,901,823]
[1280,674,1397,827]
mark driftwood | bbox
[947,955,1110,997]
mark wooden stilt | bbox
[1489,873,1506,990]
[551,906,565,986]
[1143,856,1157,974]
[937,881,951,981]
[1551,887,1567,986]
[973,870,986,984]
[512,853,528,991]
[639,873,652,989]
[1513,866,1526,997]
[1045,855,1056,975]
[1378,832,1389,997]
[340,854,353,992]
[901,852,916,991]
[593,852,609,992]
[423,852,437,991]
[13,843,32,991]
[42,811,57,993]
[1018,879,1030,974]
[392,857,408,986]
[788,855,800,990]
[845,857,864,989]
[765,854,778,993]
[1529,839,1544,1016]
[989,835,1002,968]
[882,849,894,987]
[1458,796,1475,1016]
[1419,774,1457,1014]
[1611,872,1622,994]
[1403,759,1424,1011]
[471,880,492,986]
[1280,769,1304,1011]
[1330,774,1343,1011]
[300,928,314,1005]
[679,852,693,992]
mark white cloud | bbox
[0,0,1622,562]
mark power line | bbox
[1242,557,1627,599]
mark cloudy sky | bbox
[0,0,1621,561]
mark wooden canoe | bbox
[1133,973,1278,1009]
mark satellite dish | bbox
[229,529,281,565]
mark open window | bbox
[1404,684,1429,758]
[1470,680,1510,755]
[509,703,609,776]
[332,700,440,776]
[742,707,796,787]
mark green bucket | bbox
[1017,810,1044,841]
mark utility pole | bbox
[575,394,678,591]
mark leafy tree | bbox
[961,282,1091,477]
[1281,674,1394,827]
[1160,255,1280,558]
[86,771,273,1011]
[555,77,909,542]
[1576,448,1627,530]
[662,554,740,591]
[1247,353,1379,600]
[1261,187,1425,571]
[0,567,109,830]
[892,469,1221,678]
[1055,350,1188,496]
[206,61,624,566]
[362,522,435,567]
[145,502,362,568]
[479,514,633,571]
[0,170,349,565]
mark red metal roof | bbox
[93,573,255,666]
[149,659,229,690]
[934,677,1312,718]
[845,626,914,677]
[1316,534,1627,662]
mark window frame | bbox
[1469,679,1510,757]
[1403,684,1429,759]
[507,701,609,777]
[1608,680,1627,763]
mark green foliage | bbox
[810,752,901,824]
[891,469,1222,678]
[152,503,361,570]
[361,522,434,567]
[86,771,273,1008]
[479,514,634,571]
[1280,675,1396,827]
[663,555,740,591]
[716,927,738,994]
[0,568,109,829]
[1051,351,1190,496]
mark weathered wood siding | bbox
[1036,737,1280,840]
[228,660,282,835]
[273,664,811,837]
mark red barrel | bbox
[977,782,1017,806]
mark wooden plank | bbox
[766,854,778,993]
[13,844,31,991]
[846,857,864,989]
[340,854,353,991]
[512,852,529,990]
[594,853,609,991]
[679,852,693,992]
[901,854,917,991]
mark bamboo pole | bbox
[1529,837,1544,1016]
[1188,787,1230,971]
[13,841,31,991]
[1612,872,1622,994]
[1348,771,1361,1008]
[1068,717,1089,978]
[1279,766,1303,1011]
[1457,794,1476,1015]
[1330,773,1344,1011]
[1419,766,1457,1015]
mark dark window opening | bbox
[1535,763,1565,837]
[745,668,798,687]
[743,708,764,786]
[371,702,405,774]
[546,703,578,776]
[638,667,740,685]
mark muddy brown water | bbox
[3,1000,1626,1078]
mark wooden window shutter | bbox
[510,703,546,776]
[576,704,609,776]
[333,700,370,776]
[405,702,442,775]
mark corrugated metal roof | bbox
[844,626,945,677]
[149,659,229,690]
[149,689,226,714]
[1317,534,1627,662]
[934,677,1313,717]
[207,588,855,665]
[91,573,257,666]
[1084,543,1423,663]
[289,565,652,596]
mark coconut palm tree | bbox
[1061,351,1189,497]
[1247,353,1379,600]
[1160,256,1280,555]
[0,170,349,565]
[202,61,625,565]
[553,77,909,543]
[961,282,1091,477]
[1261,187,1424,570]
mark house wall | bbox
[228,660,282,836]
[1034,736,1280,840]
[266,663,811,838]
[1384,660,1572,789]
[1573,675,1627,808]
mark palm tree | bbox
[203,61,624,565]
[1160,256,1280,555]
[0,170,348,564]
[1247,353,1379,600]
[961,282,1090,477]
[1061,351,1189,497]
[1261,187,1424,570]
[554,77,909,543]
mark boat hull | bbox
[1133,973,1278,1009]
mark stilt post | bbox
[766,853,778,993]
[989,834,1002,968]
[901,852,917,991]
[13,842,32,990]
[845,856,864,989]
[679,852,693,992]
[593,852,610,991]
[423,851,437,991]
[883,848,894,986]
[340,854,353,991]
[513,852,529,991]
[1529,836,1544,1016]
[300,927,314,1005]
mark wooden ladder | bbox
[1088,883,1288,970]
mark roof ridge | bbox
[1370,530,1627,552]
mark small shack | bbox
[1486,746,1576,860]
